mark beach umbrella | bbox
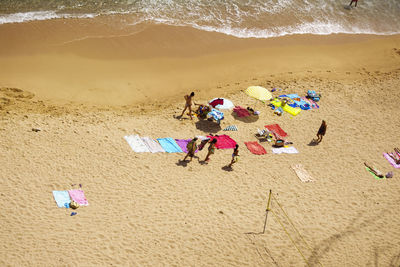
[245,86,272,102]
[208,98,234,109]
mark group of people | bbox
[182,137,240,168]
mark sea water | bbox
[0,0,399,38]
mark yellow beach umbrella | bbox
[245,86,272,102]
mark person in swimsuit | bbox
[228,144,239,168]
[364,162,384,178]
[180,92,196,120]
[183,137,198,162]
[349,0,358,7]
[315,120,327,143]
[204,139,217,162]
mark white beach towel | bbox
[142,137,165,153]
[124,135,150,152]
[272,146,299,154]
[291,164,314,182]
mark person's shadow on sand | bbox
[308,139,320,146]
[176,160,188,167]
[222,165,233,172]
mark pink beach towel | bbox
[68,189,89,206]
[175,139,198,153]
[207,135,237,149]
[245,142,267,155]
[233,106,251,117]
[383,153,400,169]
[265,124,288,138]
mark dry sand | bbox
[1,20,400,266]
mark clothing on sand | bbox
[207,135,237,149]
[244,141,267,155]
[157,138,183,153]
[124,134,150,153]
[68,189,89,206]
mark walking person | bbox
[204,139,217,162]
[349,0,358,7]
[183,137,198,162]
[228,144,239,168]
[315,120,327,144]
[180,92,196,120]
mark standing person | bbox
[315,120,327,144]
[180,92,196,120]
[204,139,217,162]
[228,144,239,168]
[183,137,198,162]
[349,0,358,7]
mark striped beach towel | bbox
[223,125,238,131]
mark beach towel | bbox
[207,135,237,149]
[383,153,400,169]
[142,137,165,153]
[53,190,71,208]
[291,164,314,182]
[301,97,319,109]
[175,139,198,153]
[265,124,288,138]
[223,125,238,131]
[68,189,89,206]
[233,106,250,117]
[365,167,385,180]
[207,108,224,123]
[157,138,183,153]
[124,135,150,153]
[272,146,298,154]
[245,141,267,155]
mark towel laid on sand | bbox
[301,97,319,109]
[233,106,250,117]
[175,139,198,153]
[265,124,288,138]
[68,189,89,206]
[157,138,183,153]
[207,135,237,149]
[245,142,267,155]
[124,135,150,153]
[142,137,165,153]
[383,153,400,169]
[272,146,298,154]
[53,190,71,208]
[291,164,314,182]
[223,125,238,131]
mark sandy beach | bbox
[1,19,400,266]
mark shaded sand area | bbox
[1,19,400,266]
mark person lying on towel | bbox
[247,107,260,115]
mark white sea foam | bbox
[0,11,95,24]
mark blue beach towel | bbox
[157,138,183,153]
[53,190,71,208]
[279,94,311,110]
[207,108,224,124]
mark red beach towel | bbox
[233,106,251,117]
[245,142,267,155]
[207,135,237,149]
[265,124,288,138]
[209,98,224,108]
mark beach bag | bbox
[69,200,80,210]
